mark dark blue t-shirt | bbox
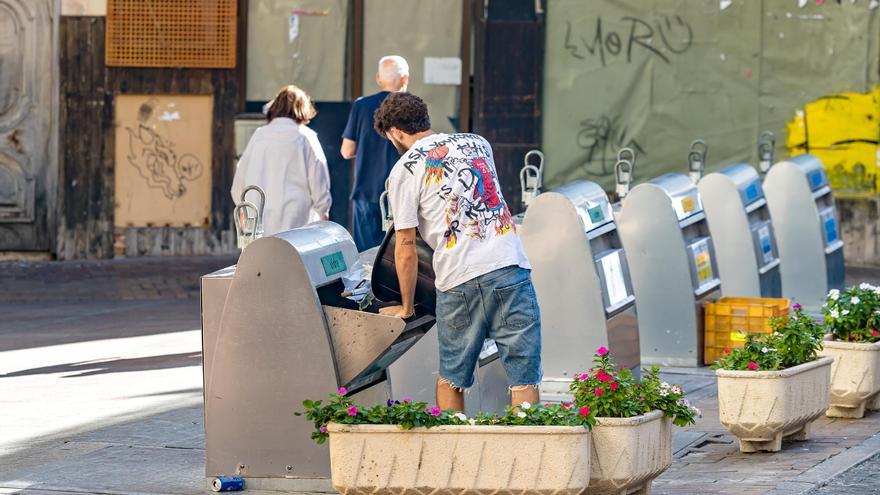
[342,91,401,202]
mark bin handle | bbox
[520,149,544,206]
[617,147,636,167]
[758,131,776,176]
[240,185,266,235]
[523,149,544,186]
[615,159,633,200]
[379,179,394,232]
[520,165,542,193]
[234,201,261,249]
[688,139,708,182]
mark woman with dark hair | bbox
[231,85,331,235]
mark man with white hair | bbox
[341,55,410,251]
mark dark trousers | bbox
[352,199,385,252]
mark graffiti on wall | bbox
[576,114,645,176]
[787,87,880,197]
[563,15,693,66]
[114,94,213,227]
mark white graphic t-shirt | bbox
[386,133,530,291]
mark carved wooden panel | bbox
[0,0,53,250]
[106,0,238,68]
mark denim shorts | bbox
[435,265,542,389]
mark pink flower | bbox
[402,397,413,403]
[610,382,619,391]
[430,406,441,417]
[347,405,357,416]
[596,346,609,356]
[320,425,327,433]
[723,348,731,355]
[561,402,572,409]
[792,303,802,310]
[578,373,589,382]
[337,387,347,395]
[747,361,759,371]
[873,330,879,337]
[594,388,604,396]
[578,406,590,417]
[595,370,612,383]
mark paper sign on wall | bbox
[114,94,213,227]
[424,57,462,85]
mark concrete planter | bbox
[584,410,672,495]
[716,356,832,453]
[326,423,591,495]
[820,337,880,418]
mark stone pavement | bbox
[807,453,880,494]
[1,256,879,495]
[0,256,236,303]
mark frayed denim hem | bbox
[509,383,540,392]
[438,375,468,392]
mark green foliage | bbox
[568,348,700,427]
[823,285,880,343]
[712,305,825,372]
[296,389,595,445]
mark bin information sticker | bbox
[320,251,347,277]
[691,239,714,286]
[681,195,696,214]
[600,251,629,307]
[810,170,824,190]
[758,225,774,264]
[823,213,838,244]
[588,204,605,224]
[730,332,747,343]
[745,182,759,202]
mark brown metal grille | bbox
[106,0,238,68]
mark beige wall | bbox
[61,0,106,16]
[362,0,462,133]
[247,0,348,102]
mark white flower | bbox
[860,283,873,290]
[660,382,670,389]
[468,418,476,426]
[691,406,702,416]
[842,310,850,316]
[852,296,861,305]
[830,309,840,319]
[516,411,527,418]
[671,386,682,395]
[829,289,840,300]
[520,401,531,410]
[761,347,769,353]
[454,412,467,421]
[660,389,669,397]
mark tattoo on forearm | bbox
[401,239,415,246]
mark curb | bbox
[764,432,880,495]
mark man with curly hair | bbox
[375,92,541,411]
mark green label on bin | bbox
[320,251,347,277]
[588,205,605,223]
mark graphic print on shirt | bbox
[401,133,515,249]
[424,145,448,186]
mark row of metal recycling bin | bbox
[199,152,843,491]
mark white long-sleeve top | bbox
[231,118,332,236]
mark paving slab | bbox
[2,258,880,495]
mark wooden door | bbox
[0,0,56,251]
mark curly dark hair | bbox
[374,92,431,135]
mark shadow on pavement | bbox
[0,352,203,378]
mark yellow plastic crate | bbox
[703,297,791,365]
